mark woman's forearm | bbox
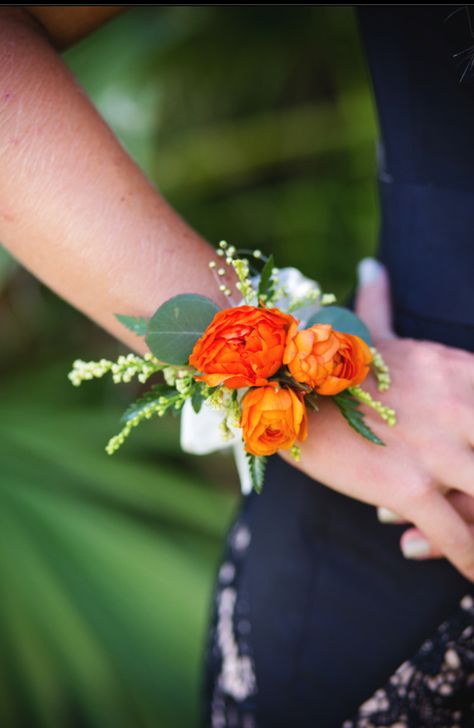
[0,8,229,355]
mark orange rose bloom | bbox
[283,321,372,395]
[189,305,296,389]
[240,385,308,457]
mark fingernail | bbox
[357,257,384,285]
[377,507,401,524]
[402,537,431,559]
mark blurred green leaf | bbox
[0,364,238,728]
[0,246,16,291]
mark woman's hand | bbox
[280,258,474,581]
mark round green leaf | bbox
[146,294,220,365]
[305,305,373,345]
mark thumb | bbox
[354,257,396,340]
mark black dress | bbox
[202,7,474,727]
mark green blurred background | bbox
[0,7,380,727]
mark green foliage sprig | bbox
[246,453,267,493]
[68,352,164,386]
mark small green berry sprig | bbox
[370,346,392,391]
[105,389,187,455]
[347,384,397,427]
[208,241,335,311]
[68,352,164,387]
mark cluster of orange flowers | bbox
[189,305,372,457]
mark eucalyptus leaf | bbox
[292,302,322,326]
[146,294,220,365]
[332,391,384,446]
[306,305,372,345]
[115,314,149,337]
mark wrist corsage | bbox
[68,242,396,494]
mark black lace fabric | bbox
[203,531,474,728]
[202,512,258,728]
[343,595,474,728]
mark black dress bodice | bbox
[358,5,474,350]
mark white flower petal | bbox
[274,267,322,325]
[276,267,317,300]
[250,266,321,325]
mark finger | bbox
[354,257,396,340]
[400,491,474,561]
[400,523,474,560]
[432,446,474,500]
[401,528,443,559]
[403,490,474,579]
[377,506,406,524]
[377,493,474,528]
[449,490,474,521]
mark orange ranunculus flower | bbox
[188,305,296,389]
[283,321,373,395]
[240,385,308,457]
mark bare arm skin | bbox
[0,8,231,356]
